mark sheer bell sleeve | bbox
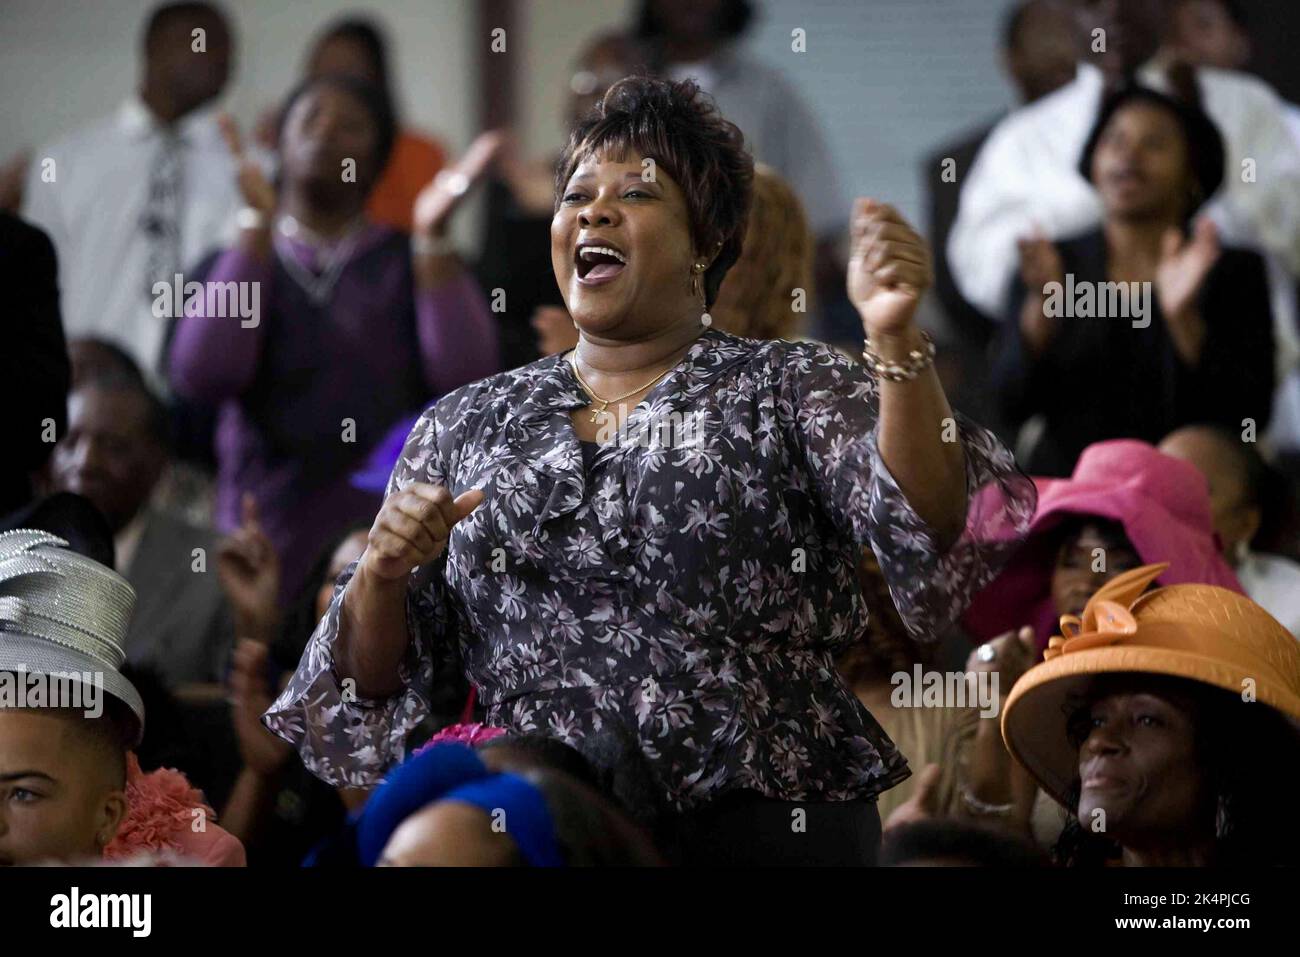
[261,407,468,788]
[783,344,1036,641]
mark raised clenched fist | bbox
[848,198,933,339]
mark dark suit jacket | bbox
[123,509,235,685]
[0,212,70,514]
[924,121,998,348]
[993,228,1276,477]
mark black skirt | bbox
[661,790,882,866]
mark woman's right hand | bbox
[1016,230,1064,355]
[218,112,276,217]
[531,305,578,355]
[360,484,485,581]
[412,131,504,239]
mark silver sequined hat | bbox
[0,529,144,744]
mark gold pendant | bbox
[589,402,609,424]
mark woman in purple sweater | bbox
[169,76,500,602]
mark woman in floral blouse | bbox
[265,76,1035,864]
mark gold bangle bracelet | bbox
[861,330,936,382]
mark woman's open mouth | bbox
[574,240,628,285]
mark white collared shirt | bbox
[22,96,241,378]
[949,62,1300,318]
[112,508,149,579]
[948,61,1300,447]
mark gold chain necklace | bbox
[568,351,675,424]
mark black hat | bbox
[1079,84,1226,217]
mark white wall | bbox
[3,0,1023,233]
[511,0,1021,226]
[1,0,476,234]
[1,0,475,149]
[516,0,635,159]
[731,0,1021,225]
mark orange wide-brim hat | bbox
[1001,563,1300,810]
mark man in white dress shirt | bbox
[947,0,1300,448]
[22,2,240,380]
[948,0,1300,319]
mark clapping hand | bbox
[1156,218,1220,322]
[218,113,276,217]
[531,305,578,355]
[217,493,281,644]
[1016,228,1065,292]
[0,148,31,213]
[412,130,505,238]
[1016,228,1065,353]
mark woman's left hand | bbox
[413,130,505,238]
[1156,218,1220,323]
[965,626,1038,694]
[848,199,933,341]
[216,493,281,644]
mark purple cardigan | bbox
[169,224,500,602]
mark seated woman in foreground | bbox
[1002,563,1300,866]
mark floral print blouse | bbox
[265,329,1035,815]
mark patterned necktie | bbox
[141,131,185,304]
[141,130,186,379]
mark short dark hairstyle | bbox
[0,701,130,790]
[555,75,754,308]
[311,16,397,119]
[1002,0,1049,51]
[277,74,397,193]
[74,377,172,454]
[1051,514,1133,551]
[89,698,135,789]
[68,337,147,389]
[520,767,665,866]
[880,819,1047,867]
[142,1,226,53]
[634,0,755,41]
[1221,0,1248,28]
[1079,84,1227,219]
[1173,0,1247,29]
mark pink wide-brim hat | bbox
[963,439,1243,645]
